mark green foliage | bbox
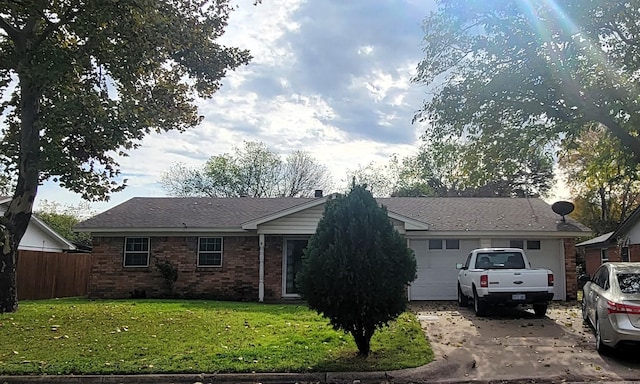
[0,0,250,312]
[0,299,432,374]
[153,258,178,296]
[297,184,417,356]
[560,126,640,234]
[160,141,331,197]
[347,144,553,198]
[34,200,94,247]
[0,0,251,200]
[414,0,640,165]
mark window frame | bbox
[428,239,443,250]
[445,239,460,250]
[123,237,150,267]
[198,237,224,267]
[601,248,609,263]
[526,240,541,250]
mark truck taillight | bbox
[607,300,640,315]
[548,274,554,287]
[480,275,488,288]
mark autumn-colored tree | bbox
[560,125,640,234]
[0,1,251,312]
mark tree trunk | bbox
[351,327,374,357]
[0,72,41,313]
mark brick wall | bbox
[89,235,284,301]
[263,236,284,300]
[563,238,577,300]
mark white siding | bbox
[257,205,325,234]
[0,206,69,252]
[627,221,640,244]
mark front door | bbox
[283,238,308,296]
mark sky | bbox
[36,0,570,214]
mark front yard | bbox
[0,298,432,375]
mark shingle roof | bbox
[379,197,589,232]
[576,231,614,247]
[75,197,317,229]
[77,196,589,233]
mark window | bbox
[621,246,630,262]
[428,239,442,249]
[124,237,149,267]
[198,237,223,267]
[601,248,609,263]
[617,273,640,294]
[510,240,524,249]
[445,239,460,250]
[429,239,458,250]
[526,240,541,250]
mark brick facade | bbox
[563,238,577,300]
[584,243,640,277]
[89,235,285,301]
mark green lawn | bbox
[0,298,432,375]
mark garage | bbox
[409,238,567,301]
[409,239,479,300]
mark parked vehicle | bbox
[580,262,640,353]
[456,248,555,317]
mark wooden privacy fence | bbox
[17,251,91,300]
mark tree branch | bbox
[0,16,19,40]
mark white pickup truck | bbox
[456,248,555,317]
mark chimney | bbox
[314,189,323,198]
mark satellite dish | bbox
[552,201,575,222]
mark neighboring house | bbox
[0,196,76,254]
[576,205,640,276]
[75,196,589,302]
[1,196,84,300]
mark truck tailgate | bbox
[486,269,551,293]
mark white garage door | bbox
[491,239,566,300]
[409,239,479,300]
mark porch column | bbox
[259,234,265,302]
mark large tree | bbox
[414,0,640,164]
[297,183,416,356]
[559,125,640,234]
[0,1,250,312]
[347,142,553,198]
[160,141,332,197]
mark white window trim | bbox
[197,237,223,267]
[123,237,150,267]
[601,248,609,263]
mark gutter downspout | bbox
[259,234,265,302]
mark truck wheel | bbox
[473,289,487,317]
[458,285,468,307]
[533,303,547,317]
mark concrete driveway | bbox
[411,301,640,382]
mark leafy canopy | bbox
[297,184,417,356]
[560,125,640,234]
[160,141,332,198]
[414,0,640,163]
[0,0,251,200]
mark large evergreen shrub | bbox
[297,184,417,356]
